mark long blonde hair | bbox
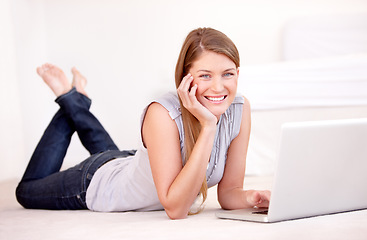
[175,28,240,213]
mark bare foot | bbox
[37,63,72,97]
[71,67,88,97]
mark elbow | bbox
[167,213,187,220]
[217,188,238,210]
[217,191,229,210]
[161,199,189,220]
[218,201,232,210]
[218,197,230,210]
[164,207,188,220]
[160,195,191,220]
[158,193,192,220]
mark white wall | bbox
[2,0,367,181]
[0,0,25,181]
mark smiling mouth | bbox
[205,95,227,102]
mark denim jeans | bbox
[16,88,135,210]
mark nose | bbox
[211,77,224,92]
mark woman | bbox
[16,27,270,219]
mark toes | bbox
[71,67,87,85]
[37,63,54,76]
[36,66,44,76]
[71,66,80,76]
[42,63,52,71]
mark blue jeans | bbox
[16,88,135,210]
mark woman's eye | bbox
[200,74,210,79]
[224,73,234,77]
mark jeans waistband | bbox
[83,150,136,190]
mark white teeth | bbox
[206,96,225,101]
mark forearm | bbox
[218,187,252,210]
[218,187,271,210]
[163,125,216,219]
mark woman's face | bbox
[189,51,239,120]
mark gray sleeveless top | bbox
[156,92,244,187]
[86,92,244,212]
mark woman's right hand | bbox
[177,74,217,128]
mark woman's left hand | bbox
[245,190,271,208]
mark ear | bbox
[235,67,240,83]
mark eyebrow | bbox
[197,68,236,73]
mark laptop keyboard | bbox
[252,210,268,215]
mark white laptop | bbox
[216,118,367,223]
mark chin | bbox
[208,107,228,119]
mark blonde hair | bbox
[175,28,240,214]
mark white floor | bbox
[1,176,367,240]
